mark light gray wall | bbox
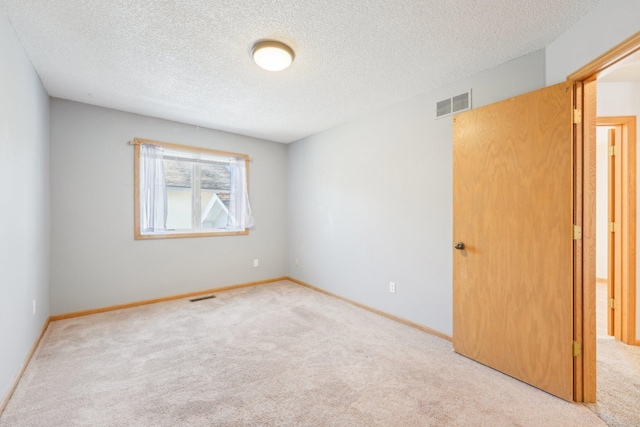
[545,0,640,86]
[0,12,50,404]
[286,50,546,336]
[597,81,640,340]
[50,100,287,315]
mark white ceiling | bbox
[0,0,603,143]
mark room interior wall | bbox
[545,0,640,86]
[597,81,640,340]
[0,12,50,405]
[286,50,546,336]
[3,2,637,405]
[49,100,288,315]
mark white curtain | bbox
[140,144,167,233]
[227,157,255,230]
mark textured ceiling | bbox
[1,0,603,143]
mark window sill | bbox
[135,229,249,240]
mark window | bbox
[132,138,254,239]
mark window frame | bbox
[132,137,251,240]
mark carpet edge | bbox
[286,276,453,342]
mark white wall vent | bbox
[436,90,472,119]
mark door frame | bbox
[597,116,637,345]
[569,31,640,402]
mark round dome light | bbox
[251,41,294,72]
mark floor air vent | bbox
[189,295,216,302]
[436,90,471,119]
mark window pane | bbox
[200,163,230,229]
[134,140,252,239]
[163,159,193,230]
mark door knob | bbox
[454,242,465,250]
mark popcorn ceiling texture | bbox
[0,0,602,143]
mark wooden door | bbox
[453,82,575,401]
[597,116,638,349]
[607,128,623,339]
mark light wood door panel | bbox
[453,83,574,401]
[608,127,624,339]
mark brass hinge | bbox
[609,145,617,156]
[610,222,617,233]
[609,298,616,309]
[572,341,582,357]
[573,109,582,124]
[573,225,582,240]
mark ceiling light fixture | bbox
[251,41,294,72]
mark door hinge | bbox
[609,145,617,156]
[609,298,616,309]
[572,341,582,357]
[573,109,582,124]
[573,225,582,240]
[610,222,617,233]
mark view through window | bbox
[133,139,254,239]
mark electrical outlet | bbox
[33,299,36,315]
[389,282,396,293]
[253,259,259,267]
[295,258,299,266]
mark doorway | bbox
[451,31,640,404]
[595,116,636,345]
[570,31,640,402]
[592,117,640,426]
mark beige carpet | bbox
[585,337,640,427]
[590,283,640,426]
[1,281,605,426]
